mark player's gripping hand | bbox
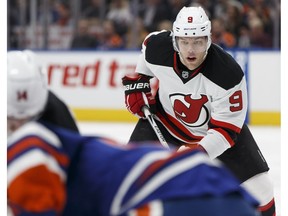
[122,74,156,118]
[177,143,207,154]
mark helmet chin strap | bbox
[202,48,209,61]
[203,36,211,60]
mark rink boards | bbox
[36,50,280,125]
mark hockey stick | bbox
[142,105,170,149]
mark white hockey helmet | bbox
[172,6,211,53]
[7,50,48,119]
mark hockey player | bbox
[122,6,276,216]
[7,50,260,216]
[7,50,79,137]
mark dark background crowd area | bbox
[8,0,280,50]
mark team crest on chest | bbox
[169,93,209,127]
[181,71,189,79]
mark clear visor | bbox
[176,36,208,54]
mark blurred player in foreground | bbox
[7,50,79,138]
[7,51,260,215]
[122,6,276,216]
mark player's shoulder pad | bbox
[204,44,245,90]
[142,30,175,66]
[142,30,169,48]
[8,121,61,148]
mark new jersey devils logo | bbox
[170,93,209,127]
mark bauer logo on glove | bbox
[122,74,156,118]
[124,82,150,93]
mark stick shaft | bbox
[142,106,169,148]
